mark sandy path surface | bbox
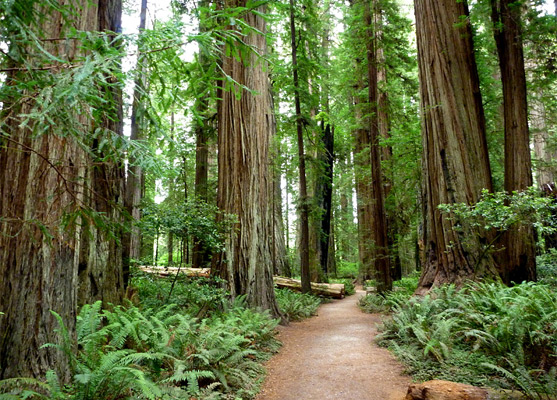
[256,289,410,400]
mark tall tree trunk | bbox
[365,0,391,293]
[290,0,311,293]
[414,0,497,294]
[354,93,374,281]
[491,0,536,283]
[192,0,213,268]
[214,1,282,318]
[317,121,334,277]
[0,0,123,380]
[375,1,401,281]
[123,0,148,283]
[79,0,125,307]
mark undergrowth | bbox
[359,274,418,313]
[0,273,325,400]
[377,282,557,399]
[275,288,321,321]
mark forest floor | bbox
[256,288,411,400]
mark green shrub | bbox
[359,274,418,314]
[275,288,321,321]
[336,261,359,279]
[131,270,229,316]
[537,249,557,287]
[378,282,557,398]
[0,293,281,400]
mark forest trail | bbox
[256,289,411,400]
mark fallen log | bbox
[138,266,211,278]
[273,276,345,299]
[405,380,528,400]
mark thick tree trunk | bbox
[365,0,392,293]
[79,0,124,307]
[491,0,536,284]
[214,2,282,318]
[289,0,311,293]
[0,0,123,380]
[414,0,497,294]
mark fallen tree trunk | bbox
[405,380,528,400]
[138,266,211,278]
[273,276,345,299]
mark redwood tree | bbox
[414,0,498,294]
[491,0,536,283]
[214,1,283,318]
[365,0,391,293]
[0,0,124,380]
[289,0,311,293]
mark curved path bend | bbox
[256,289,410,400]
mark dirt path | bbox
[256,289,410,400]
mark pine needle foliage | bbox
[377,282,557,399]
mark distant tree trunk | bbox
[414,0,497,294]
[491,0,536,283]
[0,0,123,381]
[532,98,555,189]
[269,85,290,277]
[214,2,282,318]
[168,232,174,266]
[328,220,338,277]
[272,167,291,277]
[123,0,147,284]
[290,0,311,293]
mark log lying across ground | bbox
[405,380,528,400]
[138,266,211,278]
[273,276,345,299]
[138,269,345,299]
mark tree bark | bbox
[192,0,213,269]
[0,0,123,380]
[123,0,147,283]
[365,0,392,293]
[272,155,291,277]
[214,1,282,318]
[289,0,311,293]
[491,0,536,284]
[353,77,374,281]
[414,0,497,294]
[375,1,401,282]
[78,0,125,307]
